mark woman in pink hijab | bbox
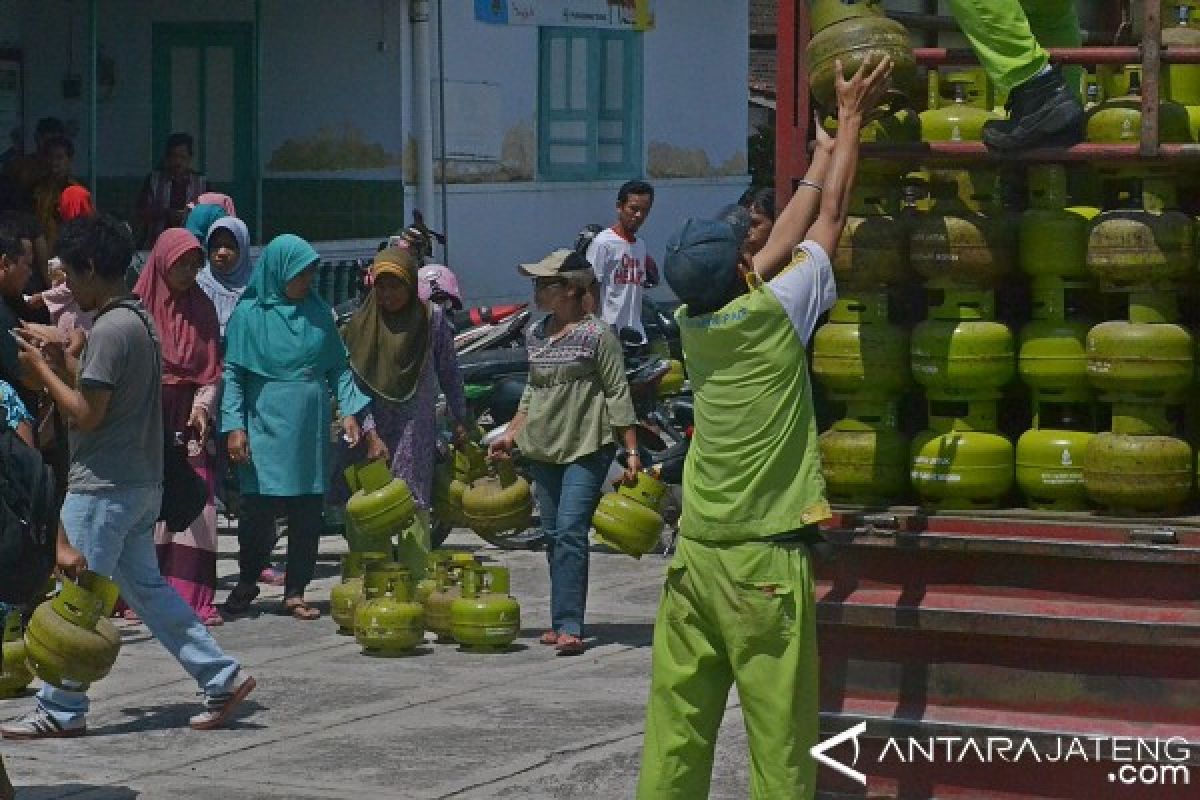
[134,228,225,625]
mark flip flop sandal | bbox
[555,634,585,656]
[283,598,320,621]
[223,584,260,616]
[540,630,559,645]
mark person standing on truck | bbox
[586,180,654,341]
[635,56,893,800]
[946,0,1084,150]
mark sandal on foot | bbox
[555,634,585,656]
[540,630,559,646]
[223,584,259,616]
[283,597,320,621]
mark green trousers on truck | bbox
[946,0,1082,95]
[637,536,819,800]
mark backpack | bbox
[0,425,57,604]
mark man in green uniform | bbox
[635,57,893,800]
[946,0,1084,149]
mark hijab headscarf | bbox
[185,203,228,240]
[342,247,430,404]
[58,185,95,221]
[196,216,253,333]
[196,192,237,216]
[133,228,222,386]
[224,234,346,381]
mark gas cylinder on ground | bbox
[344,460,416,553]
[592,471,668,558]
[425,556,480,642]
[0,613,32,698]
[354,566,424,656]
[461,459,534,545]
[450,566,522,652]
[416,550,453,604]
[23,571,121,690]
[330,551,390,635]
[807,0,916,110]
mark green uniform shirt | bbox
[516,314,637,464]
[676,242,836,543]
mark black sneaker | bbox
[983,65,1085,151]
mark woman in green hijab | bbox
[334,247,470,572]
[220,234,383,620]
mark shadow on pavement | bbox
[15,784,138,799]
[86,700,267,737]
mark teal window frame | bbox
[537,27,643,181]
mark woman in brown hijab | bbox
[335,247,471,567]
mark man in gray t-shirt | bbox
[2,214,254,741]
[69,303,163,491]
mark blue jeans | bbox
[38,487,241,725]
[528,445,615,637]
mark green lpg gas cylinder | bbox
[1084,433,1194,513]
[812,295,910,399]
[354,568,425,656]
[0,613,32,698]
[657,359,686,398]
[425,557,478,642]
[462,460,534,544]
[447,442,488,527]
[23,571,121,690]
[1086,181,1195,290]
[911,317,1015,396]
[807,0,916,110]
[910,429,1014,510]
[1088,68,1193,145]
[1164,4,1200,106]
[415,551,453,604]
[1087,321,1194,399]
[1020,165,1089,280]
[344,460,416,552]
[450,566,522,652]
[1016,429,1095,511]
[835,179,910,288]
[592,471,667,558]
[820,417,909,505]
[1019,313,1091,403]
[909,172,1017,288]
[330,551,390,635]
[919,71,1002,142]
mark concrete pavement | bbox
[3,529,754,800]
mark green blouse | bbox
[515,314,637,464]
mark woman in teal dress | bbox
[219,234,383,620]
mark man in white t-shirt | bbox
[585,180,654,340]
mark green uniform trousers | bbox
[946,0,1082,95]
[637,536,819,799]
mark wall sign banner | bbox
[474,0,655,30]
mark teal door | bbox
[152,23,255,232]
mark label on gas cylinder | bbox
[1038,471,1083,485]
[911,470,962,482]
[913,456,952,466]
[485,627,517,636]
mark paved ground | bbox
[3,528,755,800]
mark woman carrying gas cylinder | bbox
[488,249,638,656]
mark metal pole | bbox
[1140,0,1162,158]
[410,0,437,236]
[254,0,264,244]
[88,0,97,199]
[436,0,448,265]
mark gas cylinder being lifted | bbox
[806,0,916,111]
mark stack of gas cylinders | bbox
[337,460,522,654]
[807,0,1200,514]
